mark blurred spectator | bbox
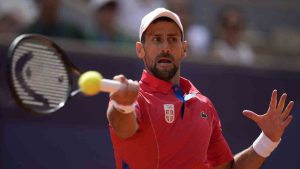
[22,0,84,39]
[168,0,210,57]
[211,6,255,65]
[0,0,36,34]
[86,0,134,44]
[0,12,22,33]
[117,0,166,39]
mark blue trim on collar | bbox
[172,84,185,119]
[122,160,130,169]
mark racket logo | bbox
[14,52,49,106]
[164,104,175,123]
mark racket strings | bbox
[11,40,70,113]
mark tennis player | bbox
[106,8,294,169]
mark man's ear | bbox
[136,42,145,59]
[182,40,188,58]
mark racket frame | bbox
[7,34,81,114]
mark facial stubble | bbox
[148,53,178,81]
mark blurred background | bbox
[0,0,299,168]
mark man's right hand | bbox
[107,74,139,139]
[110,74,139,106]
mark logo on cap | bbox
[164,104,175,123]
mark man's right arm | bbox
[107,103,139,139]
[106,75,139,139]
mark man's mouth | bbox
[158,58,172,63]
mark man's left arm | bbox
[215,90,294,169]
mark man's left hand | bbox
[242,89,294,142]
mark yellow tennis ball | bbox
[78,71,102,96]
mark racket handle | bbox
[100,79,123,93]
[78,71,127,96]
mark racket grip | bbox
[100,79,123,93]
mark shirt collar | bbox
[140,70,173,94]
[140,70,199,95]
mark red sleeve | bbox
[207,103,234,167]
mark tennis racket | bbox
[7,34,122,114]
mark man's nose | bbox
[161,41,170,54]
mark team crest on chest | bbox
[164,104,175,123]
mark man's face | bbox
[138,21,187,81]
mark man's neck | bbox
[169,72,180,85]
[145,69,180,85]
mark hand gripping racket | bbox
[7,34,123,114]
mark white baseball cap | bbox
[139,8,184,41]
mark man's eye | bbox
[169,37,178,42]
[153,37,161,42]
